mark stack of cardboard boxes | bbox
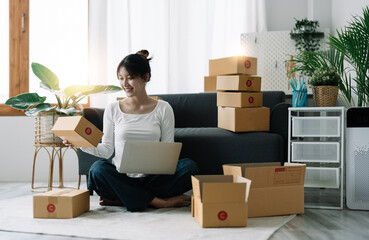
[193,56,306,228]
[206,55,270,132]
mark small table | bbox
[31,143,81,192]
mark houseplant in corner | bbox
[5,62,122,144]
[309,67,340,107]
[328,6,369,107]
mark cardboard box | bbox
[191,175,251,228]
[209,56,257,76]
[204,76,217,92]
[217,92,263,108]
[51,116,103,147]
[223,163,306,218]
[33,189,90,218]
[216,75,261,92]
[218,107,270,132]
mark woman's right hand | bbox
[63,139,75,148]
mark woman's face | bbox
[118,67,147,97]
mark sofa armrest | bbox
[270,102,291,162]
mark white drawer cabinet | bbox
[292,117,340,137]
[288,107,345,209]
[291,142,340,163]
[304,167,340,188]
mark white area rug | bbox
[0,195,295,240]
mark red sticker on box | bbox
[248,97,254,103]
[275,168,286,172]
[244,60,251,69]
[218,211,228,221]
[85,127,92,135]
[47,203,56,213]
[246,80,252,87]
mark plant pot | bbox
[312,86,339,107]
[34,112,63,146]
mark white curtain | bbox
[89,0,267,107]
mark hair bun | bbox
[136,49,150,59]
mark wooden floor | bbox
[1,182,369,240]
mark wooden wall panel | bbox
[9,0,29,97]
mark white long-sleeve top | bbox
[80,100,175,177]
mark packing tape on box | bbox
[47,197,58,218]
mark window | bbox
[29,0,88,103]
[0,0,88,116]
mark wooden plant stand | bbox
[31,112,81,192]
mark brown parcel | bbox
[51,116,103,147]
[223,163,306,218]
[191,175,251,228]
[33,189,90,219]
[217,75,261,92]
[218,106,270,132]
[204,76,217,92]
[217,92,263,108]
[209,56,257,76]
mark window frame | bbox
[1,0,90,116]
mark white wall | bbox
[0,117,80,182]
[266,0,308,31]
[331,0,368,35]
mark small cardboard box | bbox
[33,189,90,219]
[223,163,306,218]
[191,175,251,228]
[217,92,263,108]
[209,56,257,76]
[51,116,103,147]
[216,75,261,92]
[204,76,217,92]
[218,107,270,132]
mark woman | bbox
[64,50,199,211]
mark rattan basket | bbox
[34,112,63,146]
[312,86,339,107]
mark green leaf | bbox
[31,62,60,91]
[55,107,80,116]
[25,103,56,116]
[5,92,46,110]
[63,85,122,98]
[63,85,94,98]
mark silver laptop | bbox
[118,141,182,175]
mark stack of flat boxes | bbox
[207,56,270,132]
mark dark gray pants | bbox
[88,158,199,212]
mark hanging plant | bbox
[290,18,324,53]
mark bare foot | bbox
[150,195,191,208]
[99,196,124,206]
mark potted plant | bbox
[6,62,122,116]
[290,6,369,108]
[309,67,340,107]
[328,6,369,107]
[5,62,122,144]
[289,48,354,108]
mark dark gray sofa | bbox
[78,91,290,181]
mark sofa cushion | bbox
[155,93,217,128]
[174,127,284,174]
